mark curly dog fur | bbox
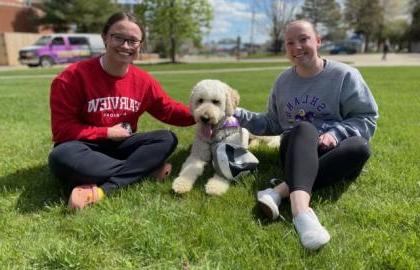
[172,79,280,196]
[172,79,249,196]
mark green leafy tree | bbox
[373,0,407,51]
[408,1,420,44]
[141,0,212,63]
[344,0,384,52]
[38,0,75,32]
[383,19,409,51]
[70,0,118,33]
[297,0,345,40]
[39,0,118,33]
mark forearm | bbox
[328,115,377,142]
[161,107,195,126]
[234,108,282,135]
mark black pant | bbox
[48,130,178,195]
[280,122,371,194]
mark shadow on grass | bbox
[0,164,64,213]
[248,146,355,224]
[0,146,189,214]
[167,146,226,191]
[0,147,192,214]
[167,146,191,175]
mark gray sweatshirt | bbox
[235,59,379,142]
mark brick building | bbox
[0,0,50,33]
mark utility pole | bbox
[249,0,256,54]
[129,0,134,13]
[236,35,241,61]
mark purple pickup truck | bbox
[19,34,105,67]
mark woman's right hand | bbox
[318,132,337,151]
[107,123,131,141]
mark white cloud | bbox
[207,0,268,43]
[210,0,250,20]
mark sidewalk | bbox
[181,53,420,67]
[326,53,420,67]
[1,53,419,71]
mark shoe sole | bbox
[257,196,279,220]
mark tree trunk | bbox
[364,35,370,53]
[273,38,282,54]
[170,36,176,63]
[169,0,176,63]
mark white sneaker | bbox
[293,208,331,250]
[257,188,282,220]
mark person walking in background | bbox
[234,20,379,250]
[48,12,195,210]
[382,40,390,60]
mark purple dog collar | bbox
[221,116,240,129]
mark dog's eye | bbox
[212,99,220,105]
[197,98,204,104]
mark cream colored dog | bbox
[172,79,280,196]
[172,79,249,196]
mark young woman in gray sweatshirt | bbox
[235,20,378,250]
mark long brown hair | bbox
[102,11,145,43]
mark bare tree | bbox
[297,0,345,41]
[257,0,300,54]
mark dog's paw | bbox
[205,177,230,196]
[172,176,194,194]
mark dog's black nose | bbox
[200,116,209,123]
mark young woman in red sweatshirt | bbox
[49,12,195,210]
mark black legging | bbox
[49,130,177,195]
[280,122,371,194]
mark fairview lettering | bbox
[87,97,141,113]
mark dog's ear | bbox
[189,87,197,113]
[225,87,240,116]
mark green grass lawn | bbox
[0,62,419,269]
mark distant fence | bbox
[0,32,41,66]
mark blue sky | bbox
[207,0,304,44]
[207,0,269,44]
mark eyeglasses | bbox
[110,34,142,48]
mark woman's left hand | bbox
[318,132,337,151]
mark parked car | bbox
[328,41,358,55]
[18,34,105,67]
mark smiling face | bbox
[102,19,142,66]
[284,21,321,69]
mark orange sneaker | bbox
[151,163,172,182]
[68,184,103,210]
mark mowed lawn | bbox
[0,62,418,269]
